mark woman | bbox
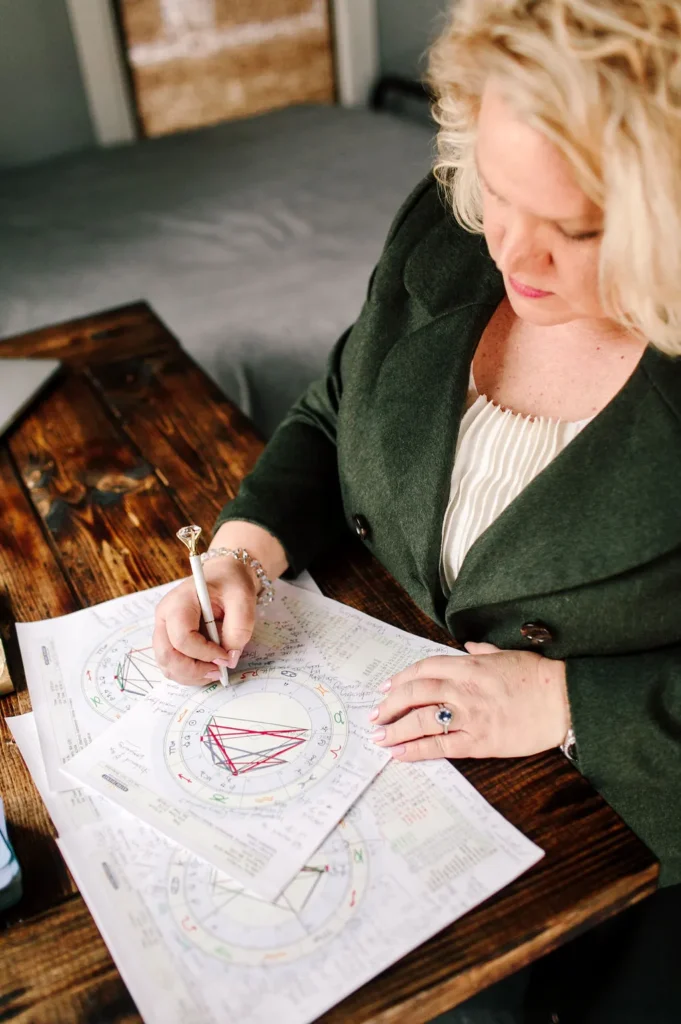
[154,1,681,1020]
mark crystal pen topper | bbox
[177,524,230,687]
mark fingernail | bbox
[226,649,241,669]
[390,744,406,758]
[204,670,222,681]
[213,658,231,667]
[371,728,386,742]
[379,679,392,693]
[368,708,379,721]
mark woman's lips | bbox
[508,276,553,299]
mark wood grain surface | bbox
[0,304,658,1024]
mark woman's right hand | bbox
[153,555,259,686]
[152,521,289,686]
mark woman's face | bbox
[477,80,606,326]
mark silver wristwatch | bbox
[560,726,577,762]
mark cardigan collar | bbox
[403,204,505,317]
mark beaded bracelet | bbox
[200,547,275,605]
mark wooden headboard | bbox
[64,0,379,144]
[116,0,335,137]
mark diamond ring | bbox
[435,704,453,735]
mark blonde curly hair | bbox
[428,0,681,356]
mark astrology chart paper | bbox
[64,580,462,899]
[15,572,321,793]
[9,713,544,1024]
[16,580,183,792]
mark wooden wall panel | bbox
[117,0,335,137]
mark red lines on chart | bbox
[114,647,157,697]
[201,716,309,776]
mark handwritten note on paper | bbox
[63,580,463,899]
[9,712,543,1024]
[63,665,389,900]
[15,574,322,793]
[16,580,182,791]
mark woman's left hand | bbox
[370,642,570,761]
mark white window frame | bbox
[331,0,379,107]
[65,0,379,147]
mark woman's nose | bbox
[496,217,549,275]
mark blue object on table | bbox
[0,795,22,911]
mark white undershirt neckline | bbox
[440,368,595,593]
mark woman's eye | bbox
[560,229,602,243]
[482,182,503,203]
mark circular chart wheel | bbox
[164,666,349,807]
[166,818,368,965]
[82,618,165,721]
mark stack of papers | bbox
[8,575,543,1024]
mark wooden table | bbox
[0,304,658,1024]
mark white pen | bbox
[177,525,230,687]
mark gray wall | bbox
[377,0,450,80]
[0,0,95,169]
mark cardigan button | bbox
[520,621,554,645]
[352,514,370,541]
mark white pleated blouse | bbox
[440,370,595,593]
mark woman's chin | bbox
[505,288,573,326]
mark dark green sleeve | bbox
[566,645,681,886]
[213,175,434,575]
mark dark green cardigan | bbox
[217,175,681,886]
